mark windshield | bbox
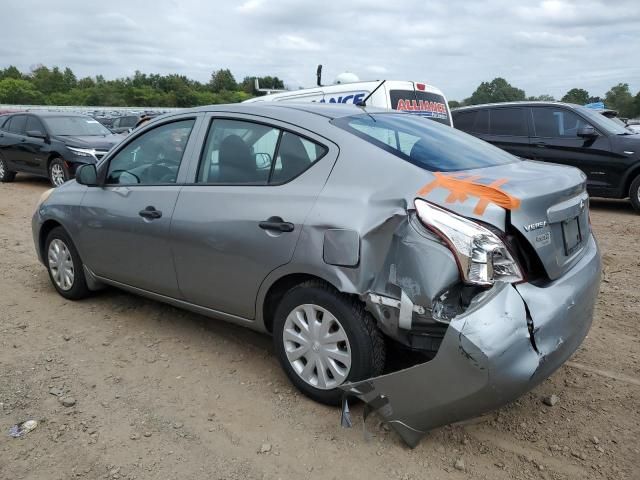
[574,106,629,135]
[43,116,113,136]
[333,113,518,172]
[389,90,451,126]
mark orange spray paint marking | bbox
[417,172,521,215]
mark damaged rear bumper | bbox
[340,234,601,448]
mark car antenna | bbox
[356,79,386,107]
[316,64,323,87]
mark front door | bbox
[171,115,336,319]
[529,106,615,194]
[76,117,199,297]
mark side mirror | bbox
[577,125,597,138]
[75,164,98,186]
[26,130,47,139]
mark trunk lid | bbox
[417,160,590,280]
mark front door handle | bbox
[139,206,162,219]
[259,216,294,232]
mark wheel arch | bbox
[38,219,66,261]
[623,164,640,198]
[259,272,347,334]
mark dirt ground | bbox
[1,176,638,480]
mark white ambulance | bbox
[243,71,453,127]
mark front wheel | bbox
[630,175,640,213]
[45,227,90,300]
[49,158,69,187]
[273,280,386,405]
[0,156,16,182]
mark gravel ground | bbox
[1,176,638,480]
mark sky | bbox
[1,0,638,101]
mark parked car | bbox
[110,114,158,134]
[452,101,640,211]
[32,103,601,447]
[0,112,123,186]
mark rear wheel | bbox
[49,158,68,187]
[0,156,16,182]
[273,280,386,405]
[630,175,640,213]
[45,227,90,300]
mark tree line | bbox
[0,65,284,108]
[448,77,640,119]
[1,65,639,119]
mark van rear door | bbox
[389,84,452,126]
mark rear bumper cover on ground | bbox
[340,234,601,447]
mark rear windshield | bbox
[389,90,450,126]
[333,113,518,172]
[43,116,113,136]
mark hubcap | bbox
[51,163,65,186]
[282,304,351,390]
[48,239,74,291]
[0,159,5,179]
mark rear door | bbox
[22,115,49,174]
[483,107,531,158]
[171,114,337,319]
[76,115,200,297]
[529,106,615,193]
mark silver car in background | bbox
[32,103,601,447]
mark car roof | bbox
[3,111,93,118]
[452,101,582,112]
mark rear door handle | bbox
[259,216,294,232]
[533,141,547,148]
[139,206,162,219]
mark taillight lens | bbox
[414,199,524,286]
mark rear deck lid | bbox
[416,160,590,280]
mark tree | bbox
[528,94,555,101]
[465,78,525,105]
[634,92,640,119]
[209,69,237,92]
[561,88,589,105]
[448,100,462,109]
[0,78,44,104]
[604,83,635,118]
[0,66,22,80]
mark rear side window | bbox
[532,107,589,137]
[452,111,476,132]
[489,108,527,136]
[334,113,518,172]
[390,90,450,126]
[197,119,326,185]
[7,115,27,135]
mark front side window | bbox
[25,116,45,135]
[106,119,194,185]
[532,108,589,138]
[333,113,518,172]
[489,108,527,136]
[197,119,326,184]
[452,111,476,132]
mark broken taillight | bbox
[414,199,524,286]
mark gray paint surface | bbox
[32,103,601,447]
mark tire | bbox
[0,156,16,183]
[48,157,69,187]
[630,175,640,213]
[45,227,90,300]
[273,280,386,405]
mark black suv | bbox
[452,102,640,211]
[0,112,123,187]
